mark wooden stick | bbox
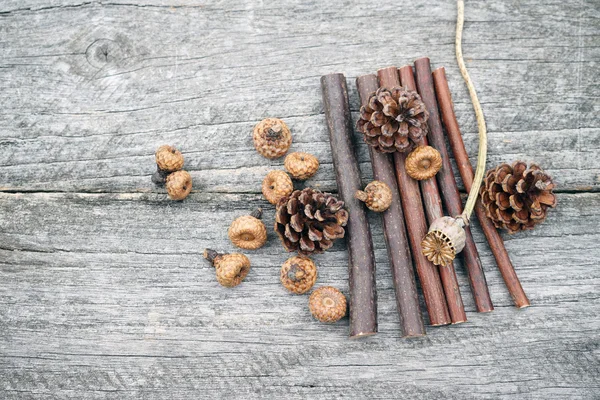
[432,67,530,308]
[356,74,426,337]
[321,73,378,338]
[377,66,451,326]
[413,58,494,313]
[399,66,467,324]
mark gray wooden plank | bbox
[0,192,598,398]
[0,0,598,193]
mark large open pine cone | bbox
[356,87,429,153]
[480,161,557,233]
[275,188,348,255]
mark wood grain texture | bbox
[0,0,598,398]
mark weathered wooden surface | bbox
[0,1,598,399]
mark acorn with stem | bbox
[228,208,268,250]
[355,181,392,212]
[203,249,251,288]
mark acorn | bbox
[253,118,292,159]
[262,170,293,205]
[152,145,184,184]
[309,286,347,323]
[228,208,268,250]
[203,249,251,288]
[280,256,317,294]
[405,145,443,181]
[355,181,392,212]
[284,152,320,180]
[166,170,192,200]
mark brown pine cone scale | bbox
[480,161,557,233]
[275,188,348,255]
[356,87,429,153]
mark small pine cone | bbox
[284,152,320,180]
[262,170,293,205]
[309,286,347,323]
[253,118,292,159]
[280,256,317,294]
[166,170,192,200]
[228,208,268,250]
[356,87,429,153]
[203,249,251,288]
[156,145,184,172]
[355,181,392,212]
[274,188,348,255]
[405,145,442,181]
[480,161,557,233]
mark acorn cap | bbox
[166,170,192,200]
[253,118,292,159]
[280,256,317,294]
[355,180,392,212]
[228,208,268,250]
[156,145,185,172]
[262,170,293,205]
[405,145,443,181]
[284,152,320,180]
[204,249,251,288]
[308,286,347,323]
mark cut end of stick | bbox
[349,331,378,340]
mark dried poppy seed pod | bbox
[203,249,251,288]
[280,256,317,294]
[152,145,185,184]
[405,145,443,181]
[355,181,392,212]
[421,216,467,266]
[166,170,192,200]
[284,152,320,180]
[309,286,347,323]
[228,208,268,250]
[262,170,293,205]
[253,118,292,159]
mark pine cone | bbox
[480,161,557,233]
[356,87,429,153]
[274,188,348,255]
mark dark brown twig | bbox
[321,73,378,338]
[356,74,426,337]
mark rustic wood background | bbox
[1,0,598,398]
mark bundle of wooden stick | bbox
[321,58,529,338]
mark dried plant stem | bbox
[456,0,486,224]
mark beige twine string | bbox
[456,0,487,225]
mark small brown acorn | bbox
[405,145,443,181]
[309,286,347,323]
[152,145,184,184]
[262,170,293,205]
[228,208,268,250]
[253,118,292,159]
[284,152,320,180]
[355,181,392,212]
[280,256,317,294]
[166,170,192,200]
[203,249,251,288]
